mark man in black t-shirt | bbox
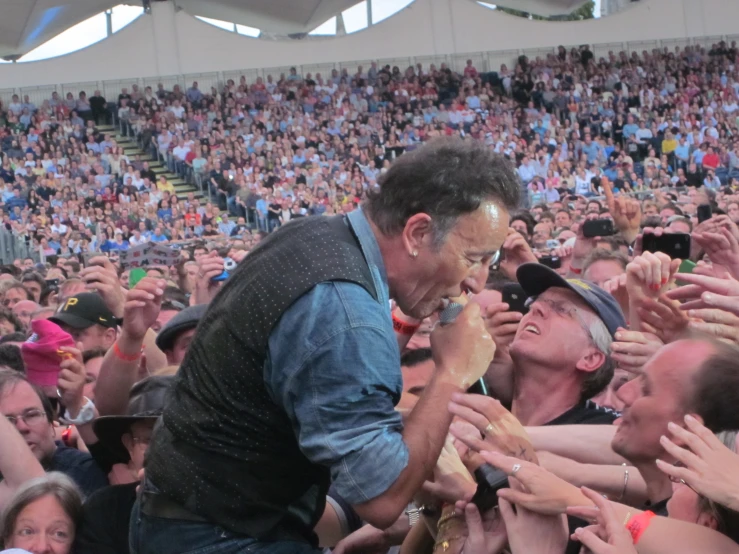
[140,162,157,183]
[501,263,626,428]
[484,265,623,554]
[685,162,704,187]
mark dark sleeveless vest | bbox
[145,215,377,544]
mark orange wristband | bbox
[392,314,420,336]
[113,341,142,362]
[626,510,655,544]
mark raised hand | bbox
[610,328,663,373]
[694,214,739,241]
[499,229,537,280]
[422,438,476,504]
[626,252,678,299]
[666,272,739,316]
[602,273,629,319]
[656,414,739,512]
[448,393,537,463]
[692,227,739,280]
[499,497,568,554]
[570,222,597,271]
[692,260,732,280]
[56,344,87,418]
[627,251,681,333]
[192,251,226,306]
[481,451,588,515]
[121,277,166,341]
[229,249,248,264]
[440,502,507,554]
[79,255,126,317]
[464,503,508,554]
[482,303,522,358]
[606,182,641,244]
[550,244,574,275]
[686,308,739,344]
[568,488,637,554]
[635,295,689,344]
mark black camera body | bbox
[471,464,510,513]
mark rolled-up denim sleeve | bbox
[267,282,408,505]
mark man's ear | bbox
[696,509,720,532]
[401,213,434,257]
[121,432,135,456]
[104,326,118,347]
[575,347,606,374]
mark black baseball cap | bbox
[50,292,119,330]
[516,263,626,337]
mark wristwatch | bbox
[60,397,96,426]
[405,504,439,526]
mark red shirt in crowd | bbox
[702,152,720,169]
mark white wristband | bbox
[60,397,96,426]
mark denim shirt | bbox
[265,209,409,505]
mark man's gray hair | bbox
[580,316,616,402]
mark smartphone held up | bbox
[642,233,690,260]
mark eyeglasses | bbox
[526,294,593,332]
[6,408,46,427]
[525,295,579,319]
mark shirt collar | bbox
[346,208,388,292]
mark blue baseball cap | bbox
[516,263,626,337]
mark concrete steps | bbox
[100,124,205,201]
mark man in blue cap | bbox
[503,262,626,427]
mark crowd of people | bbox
[0,38,738,554]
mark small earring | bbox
[411,250,418,258]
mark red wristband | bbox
[61,426,73,446]
[626,510,655,544]
[392,314,420,336]
[570,266,583,274]
[113,341,142,362]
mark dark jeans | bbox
[268,218,281,233]
[129,499,320,554]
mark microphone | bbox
[440,302,504,506]
[439,301,464,325]
[438,301,489,396]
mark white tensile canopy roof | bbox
[0,0,590,59]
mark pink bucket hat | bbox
[21,320,76,387]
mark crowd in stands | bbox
[0,38,739,554]
[1,42,739,256]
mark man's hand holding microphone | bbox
[431,298,497,392]
[364,298,497,530]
